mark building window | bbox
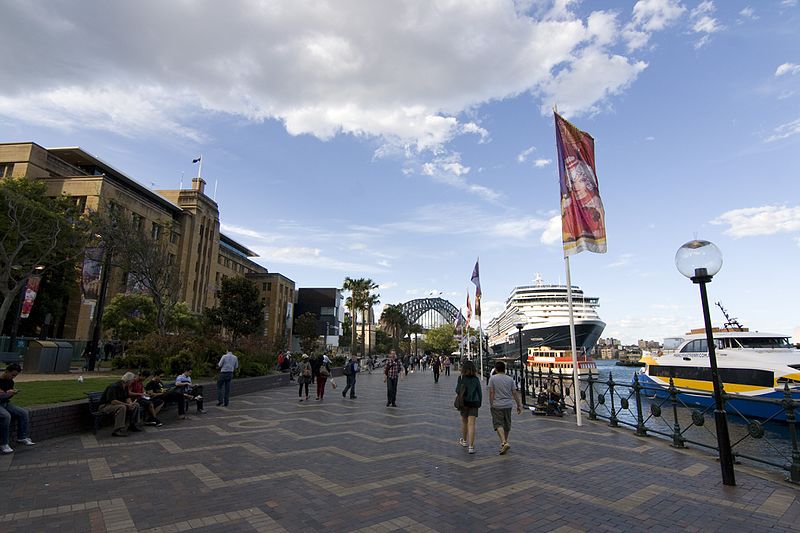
[72,195,87,213]
[168,253,176,265]
[151,223,161,240]
[132,213,144,231]
[262,282,267,290]
[267,282,272,291]
[0,163,14,177]
[170,231,179,244]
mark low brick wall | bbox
[25,372,298,442]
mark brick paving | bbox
[1,369,799,532]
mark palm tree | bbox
[342,277,364,355]
[360,280,379,357]
[380,304,408,352]
[408,323,424,357]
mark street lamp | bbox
[675,239,735,486]
[515,314,527,406]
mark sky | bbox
[1,0,799,345]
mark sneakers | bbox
[153,419,164,428]
[468,446,475,454]
[17,437,35,446]
[499,442,510,455]
[459,438,468,447]
[0,444,14,454]
[111,429,129,437]
[197,409,206,414]
[342,390,346,398]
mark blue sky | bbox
[2,0,799,344]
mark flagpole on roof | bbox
[198,155,203,179]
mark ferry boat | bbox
[487,274,605,357]
[526,346,597,377]
[637,330,800,421]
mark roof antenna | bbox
[179,171,184,190]
[716,302,745,331]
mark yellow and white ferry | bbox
[638,329,800,420]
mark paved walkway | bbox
[2,370,799,532]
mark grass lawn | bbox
[11,378,119,407]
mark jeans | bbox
[343,374,356,397]
[386,377,398,405]
[0,402,30,445]
[217,372,233,405]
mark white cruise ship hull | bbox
[489,319,606,357]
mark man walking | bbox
[217,350,239,407]
[488,361,522,455]
[383,350,404,407]
[342,353,360,399]
[431,354,441,383]
[0,364,35,454]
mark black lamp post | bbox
[676,239,735,486]
[515,316,526,406]
[86,244,113,369]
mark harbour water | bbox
[589,360,797,475]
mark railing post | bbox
[587,369,597,420]
[783,382,800,484]
[558,368,567,412]
[669,377,686,448]
[633,372,647,437]
[608,372,618,428]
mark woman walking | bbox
[443,355,451,376]
[456,360,482,454]
[298,354,312,402]
[316,355,331,400]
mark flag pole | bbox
[564,255,583,427]
[479,312,484,382]
[197,155,203,178]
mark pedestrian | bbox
[342,353,359,399]
[443,355,451,376]
[488,361,522,455]
[298,354,311,402]
[317,355,331,400]
[310,354,322,384]
[456,360,482,454]
[216,349,239,407]
[431,353,441,383]
[383,350,404,407]
[0,363,35,454]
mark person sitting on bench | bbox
[0,363,35,454]
[99,372,142,437]
[145,370,187,419]
[128,370,163,427]
[174,368,205,414]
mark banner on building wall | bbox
[81,247,104,303]
[20,275,42,319]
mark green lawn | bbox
[11,378,119,407]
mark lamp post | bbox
[675,239,735,486]
[515,315,526,406]
[87,243,113,369]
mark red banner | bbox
[20,275,42,319]
[554,112,607,255]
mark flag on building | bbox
[192,156,202,163]
[554,112,607,256]
[471,259,481,317]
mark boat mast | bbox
[715,302,745,331]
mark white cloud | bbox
[645,135,655,141]
[419,152,501,202]
[251,245,383,273]
[711,205,800,237]
[517,146,537,163]
[776,63,800,77]
[220,223,282,243]
[607,253,633,268]
[690,1,723,49]
[782,0,797,7]
[738,7,758,20]
[624,0,686,50]
[533,158,552,167]
[765,117,800,142]
[0,1,662,149]
[379,281,397,290]
[540,215,562,245]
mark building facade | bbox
[0,142,294,350]
[292,288,343,352]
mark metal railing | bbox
[498,362,800,484]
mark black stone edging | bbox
[23,371,325,442]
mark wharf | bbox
[1,369,798,532]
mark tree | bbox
[209,277,264,345]
[361,288,380,356]
[0,177,91,332]
[425,323,458,354]
[374,329,393,354]
[342,277,363,354]
[408,323,424,357]
[294,312,319,354]
[380,304,408,352]
[103,293,157,346]
[97,207,180,334]
[340,313,352,349]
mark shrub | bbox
[166,351,194,377]
[111,353,151,371]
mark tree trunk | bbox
[360,308,366,357]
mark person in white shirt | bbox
[216,351,239,407]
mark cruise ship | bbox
[487,274,605,357]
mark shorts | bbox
[491,407,512,432]
[460,406,479,418]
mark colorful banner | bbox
[470,259,481,317]
[554,112,607,255]
[20,275,42,319]
[81,246,104,303]
[465,293,472,330]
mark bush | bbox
[166,351,194,377]
[111,353,151,371]
[237,360,267,377]
[331,354,346,367]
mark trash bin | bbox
[24,340,59,373]
[53,341,74,372]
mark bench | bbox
[86,391,113,434]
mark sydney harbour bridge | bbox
[398,297,464,330]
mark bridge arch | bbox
[399,298,463,329]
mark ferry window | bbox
[681,340,708,353]
[736,337,792,349]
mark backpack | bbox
[343,362,353,376]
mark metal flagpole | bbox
[564,255,583,427]
[478,312,484,380]
[197,155,203,178]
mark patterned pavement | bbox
[1,369,799,532]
